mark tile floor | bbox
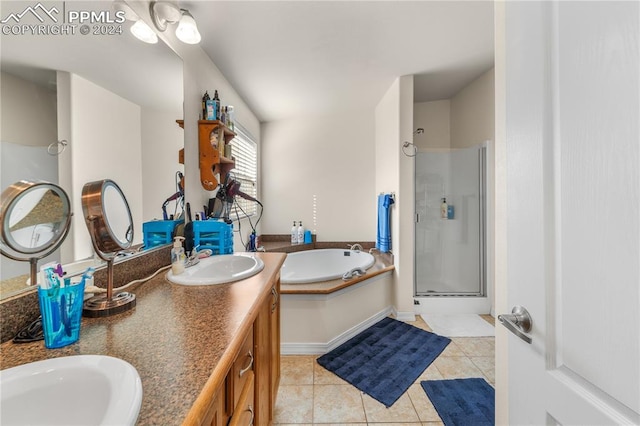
[274,315,495,425]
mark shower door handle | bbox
[498,306,533,344]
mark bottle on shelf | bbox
[441,197,448,219]
[213,90,221,123]
[291,221,298,244]
[297,221,304,244]
[202,91,210,120]
[227,106,235,131]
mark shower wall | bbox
[415,145,486,296]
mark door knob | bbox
[498,305,533,344]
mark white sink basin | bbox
[0,355,142,425]
[167,253,265,285]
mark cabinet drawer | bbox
[228,371,254,426]
[231,326,254,408]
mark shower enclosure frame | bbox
[413,144,487,297]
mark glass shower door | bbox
[415,145,486,296]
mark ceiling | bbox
[0,1,183,112]
[0,1,494,123]
[188,1,495,122]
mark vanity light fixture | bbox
[175,10,201,44]
[112,0,158,44]
[130,19,159,44]
[150,1,201,44]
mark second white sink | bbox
[0,355,142,425]
[167,253,265,286]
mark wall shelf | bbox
[176,119,236,190]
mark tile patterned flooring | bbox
[274,315,495,425]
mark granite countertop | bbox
[0,252,287,426]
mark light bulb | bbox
[175,10,201,44]
[130,20,158,44]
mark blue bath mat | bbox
[421,378,495,426]
[317,317,450,407]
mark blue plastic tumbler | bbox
[37,281,85,349]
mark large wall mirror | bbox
[0,0,184,300]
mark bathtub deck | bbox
[280,252,394,295]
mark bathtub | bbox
[280,249,375,284]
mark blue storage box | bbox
[143,219,183,249]
[192,220,234,254]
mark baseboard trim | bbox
[281,306,394,355]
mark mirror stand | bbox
[81,180,136,318]
[82,252,136,317]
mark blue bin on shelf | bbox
[192,220,234,255]
[143,219,183,249]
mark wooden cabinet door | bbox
[269,281,281,416]
[253,294,271,425]
[201,388,227,426]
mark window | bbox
[229,123,258,218]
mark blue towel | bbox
[376,193,394,253]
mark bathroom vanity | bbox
[0,252,286,426]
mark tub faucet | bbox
[342,267,366,280]
[348,243,363,252]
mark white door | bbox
[499,1,639,424]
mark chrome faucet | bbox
[348,243,363,252]
[185,245,213,268]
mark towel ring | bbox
[402,141,417,157]
[47,140,68,156]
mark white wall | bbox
[141,108,184,223]
[261,111,376,241]
[0,72,60,280]
[0,72,57,147]
[451,68,495,148]
[127,2,262,250]
[413,100,450,150]
[375,75,415,320]
[58,73,143,261]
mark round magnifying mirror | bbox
[81,179,135,317]
[0,181,71,258]
[82,179,133,256]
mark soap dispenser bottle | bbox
[171,236,186,275]
[441,198,448,219]
[291,221,298,244]
[297,221,304,244]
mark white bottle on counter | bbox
[171,236,186,275]
[297,221,305,244]
[291,221,298,244]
